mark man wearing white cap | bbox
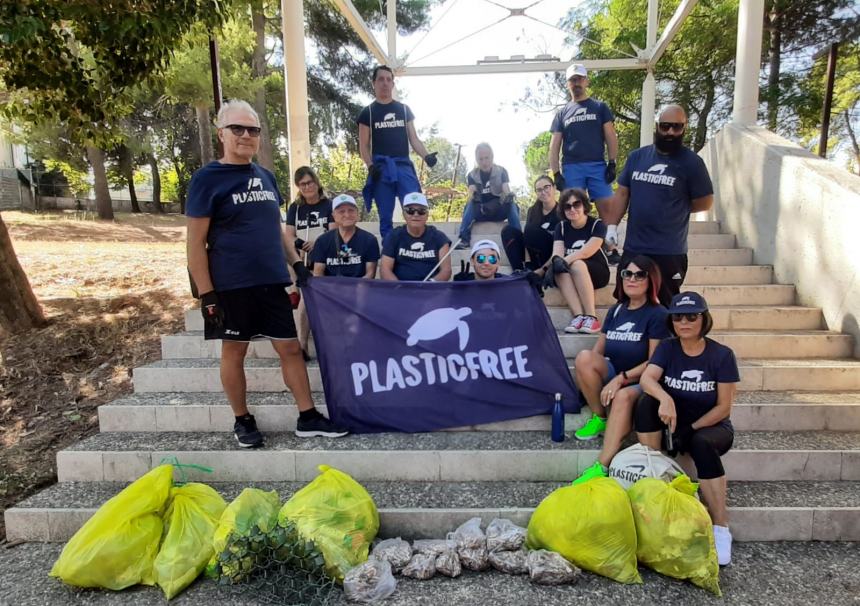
[380,192,452,281]
[549,63,619,260]
[453,239,504,281]
[311,194,380,278]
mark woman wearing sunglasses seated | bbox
[380,192,452,282]
[500,175,561,274]
[551,188,610,334]
[571,255,669,456]
[635,291,739,566]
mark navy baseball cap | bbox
[668,291,708,314]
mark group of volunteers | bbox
[185,61,738,567]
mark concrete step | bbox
[4,543,860,606]
[357,219,724,236]
[6,479,859,543]
[51,430,860,483]
[133,357,860,393]
[163,329,852,361]
[98,391,860,433]
[546,305,824,331]
[545,284,796,307]
[185,304,824,333]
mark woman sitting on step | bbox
[551,188,610,335]
[570,255,669,458]
[634,290,740,567]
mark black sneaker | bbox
[295,414,350,438]
[454,240,471,250]
[606,250,622,265]
[234,414,264,448]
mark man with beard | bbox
[603,105,713,306]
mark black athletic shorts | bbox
[617,250,688,307]
[204,283,297,342]
[581,255,611,290]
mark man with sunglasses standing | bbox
[311,194,380,278]
[358,65,437,240]
[549,64,619,261]
[186,100,349,447]
[604,105,714,306]
[380,192,452,281]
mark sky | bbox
[362,0,585,189]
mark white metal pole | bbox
[387,0,397,67]
[640,0,659,146]
[281,0,312,201]
[732,0,764,125]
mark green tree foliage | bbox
[522,131,552,184]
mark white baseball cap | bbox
[332,193,357,209]
[402,192,428,208]
[470,239,500,257]
[566,63,588,80]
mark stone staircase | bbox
[5,219,860,546]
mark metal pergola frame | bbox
[280,0,764,198]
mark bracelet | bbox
[621,371,629,385]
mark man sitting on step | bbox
[186,99,348,447]
[453,239,505,281]
[311,194,380,278]
[602,104,714,306]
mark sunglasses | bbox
[404,207,428,216]
[671,313,702,322]
[620,269,648,281]
[535,184,553,194]
[658,122,685,132]
[225,124,262,137]
[475,254,498,265]
[563,200,585,211]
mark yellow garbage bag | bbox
[206,487,280,578]
[278,465,379,581]
[49,464,173,589]
[154,483,227,600]
[526,477,641,584]
[628,475,721,596]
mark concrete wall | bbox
[700,123,860,357]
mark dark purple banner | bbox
[303,276,580,433]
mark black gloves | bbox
[553,171,566,191]
[200,291,224,328]
[513,269,544,297]
[368,164,382,181]
[670,425,695,456]
[453,260,473,282]
[293,261,312,288]
[605,160,617,184]
[424,152,438,168]
[552,255,569,275]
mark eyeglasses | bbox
[535,184,553,194]
[404,207,428,216]
[297,180,316,189]
[671,313,702,323]
[563,201,585,211]
[475,254,498,265]
[620,269,648,282]
[225,124,262,137]
[658,122,685,133]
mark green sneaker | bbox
[574,413,607,441]
[572,461,608,486]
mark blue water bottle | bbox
[551,392,565,443]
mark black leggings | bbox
[501,224,554,272]
[634,394,733,480]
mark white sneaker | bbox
[713,525,732,566]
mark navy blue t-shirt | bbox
[550,98,614,164]
[357,100,415,158]
[467,167,509,204]
[650,337,740,426]
[553,216,608,260]
[602,302,670,373]
[381,226,451,281]
[186,161,291,291]
[310,227,380,278]
[286,198,334,231]
[618,144,714,255]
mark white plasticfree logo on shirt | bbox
[631,162,677,186]
[606,321,643,342]
[350,306,533,396]
[565,239,586,256]
[564,106,598,125]
[664,369,715,392]
[374,111,406,129]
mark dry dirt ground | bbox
[0,211,191,540]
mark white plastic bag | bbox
[401,553,436,580]
[412,539,455,556]
[608,443,686,490]
[343,558,397,603]
[435,549,462,578]
[371,537,413,573]
[486,518,527,552]
[527,549,581,585]
[489,549,529,575]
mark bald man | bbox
[603,105,713,306]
